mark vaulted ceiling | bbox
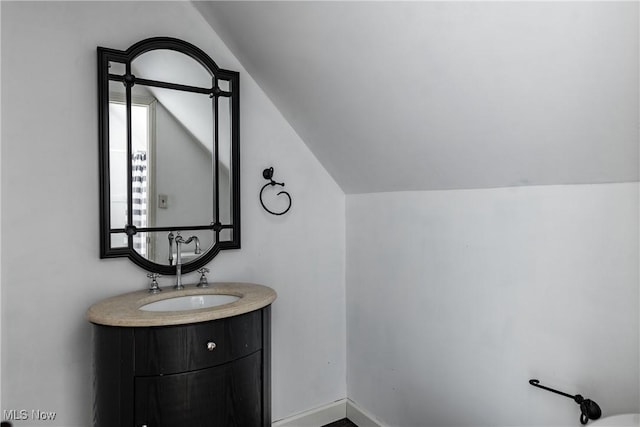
[195,1,639,194]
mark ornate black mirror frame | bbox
[98,37,240,274]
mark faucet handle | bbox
[147,272,162,293]
[197,268,210,288]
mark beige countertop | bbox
[86,282,277,327]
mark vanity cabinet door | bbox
[93,306,271,427]
[134,351,262,427]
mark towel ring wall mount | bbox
[259,167,292,216]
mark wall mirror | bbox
[98,37,240,274]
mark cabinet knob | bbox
[207,341,217,351]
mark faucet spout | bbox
[192,236,201,254]
[173,233,201,289]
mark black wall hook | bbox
[260,167,292,216]
[529,379,601,425]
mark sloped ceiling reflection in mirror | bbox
[130,51,231,171]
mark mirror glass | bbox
[98,38,240,274]
[132,49,212,88]
[136,230,215,266]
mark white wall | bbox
[0,0,3,412]
[347,183,639,426]
[1,2,345,425]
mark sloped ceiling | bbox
[195,1,639,194]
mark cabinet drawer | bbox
[134,310,262,375]
[134,351,262,427]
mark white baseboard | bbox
[273,398,383,427]
[272,399,346,426]
[346,400,384,427]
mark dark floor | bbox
[322,418,358,427]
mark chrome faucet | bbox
[173,232,202,289]
[168,232,175,266]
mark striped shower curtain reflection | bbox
[132,151,147,257]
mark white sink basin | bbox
[140,294,240,312]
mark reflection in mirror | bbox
[130,85,214,230]
[110,232,127,249]
[98,37,240,274]
[108,61,126,76]
[219,228,233,243]
[108,82,128,240]
[131,49,212,88]
[218,79,230,92]
[109,84,156,249]
[218,94,232,225]
[136,230,214,266]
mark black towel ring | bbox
[529,379,601,425]
[260,167,292,216]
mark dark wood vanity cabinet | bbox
[92,307,271,427]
